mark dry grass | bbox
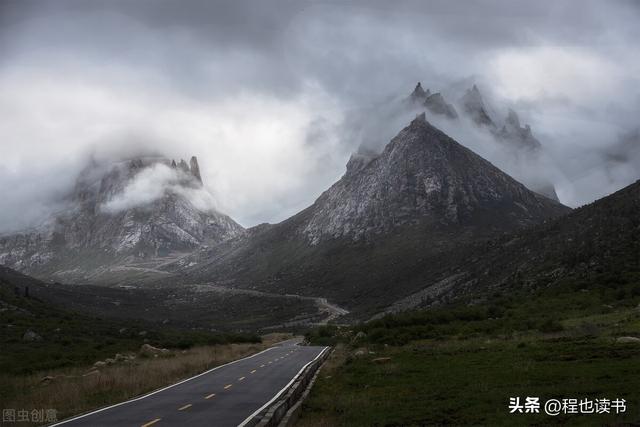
[0,333,292,426]
[295,344,347,427]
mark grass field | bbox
[0,334,289,427]
[0,276,293,426]
[299,273,640,426]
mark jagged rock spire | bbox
[460,84,494,128]
[190,156,203,184]
[410,82,430,102]
[424,93,458,119]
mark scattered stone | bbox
[114,353,127,362]
[616,336,640,343]
[104,358,116,365]
[23,329,43,342]
[40,376,55,384]
[353,349,366,357]
[93,361,107,368]
[138,330,148,337]
[139,343,170,357]
[118,328,127,334]
[372,357,392,364]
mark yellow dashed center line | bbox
[205,393,216,399]
[238,376,245,381]
[141,419,161,427]
[224,384,233,390]
[250,369,256,374]
[178,404,192,411]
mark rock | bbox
[353,349,367,357]
[189,156,203,184]
[424,93,458,119]
[119,328,127,334]
[93,361,107,368]
[83,370,100,377]
[104,358,116,365]
[40,376,55,384]
[460,85,494,128]
[140,343,170,357]
[409,82,430,103]
[114,353,127,362]
[372,357,392,364]
[23,329,43,342]
[138,330,148,337]
[616,336,640,343]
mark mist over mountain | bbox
[0,155,243,283]
[1,1,639,233]
[172,114,568,313]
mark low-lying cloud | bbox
[0,0,639,232]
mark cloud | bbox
[101,163,221,214]
[0,0,639,232]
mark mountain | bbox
[175,115,569,315]
[408,82,458,119]
[380,178,640,315]
[460,84,495,128]
[0,155,243,284]
[302,113,565,243]
[496,109,542,151]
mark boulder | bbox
[23,329,43,342]
[93,361,107,368]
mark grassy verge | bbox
[298,274,640,426]
[0,334,290,426]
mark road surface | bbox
[51,340,328,427]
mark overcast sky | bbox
[1,0,639,231]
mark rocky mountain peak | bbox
[0,154,244,283]
[424,93,458,119]
[410,82,430,102]
[498,109,541,151]
[460,85,495,127]
[299,117,569,244]
[190,156,203,184]
[505,108,521,128]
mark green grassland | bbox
[300,271,640,426]
[0,282,259,376]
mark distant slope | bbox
[0,266,260,374]
[379,178,640,315]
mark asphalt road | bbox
[51,340,328,427]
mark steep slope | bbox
[0,156,244,283]
[177,115,569,314]
[381,178,640,314]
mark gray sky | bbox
[1,0,639,231]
